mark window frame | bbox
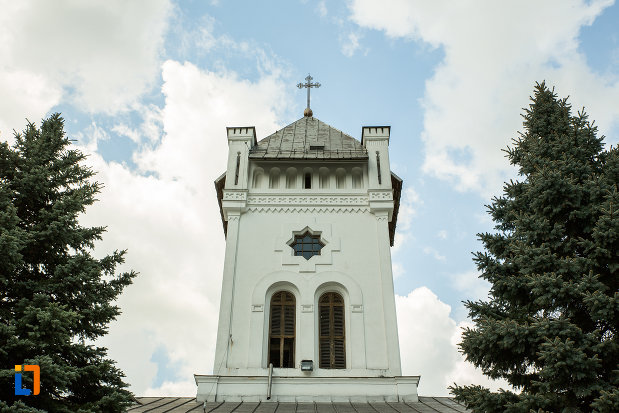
[290,231,324,260]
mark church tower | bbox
[196,77,419,402]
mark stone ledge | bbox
[194,375,420,403]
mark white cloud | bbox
[349,0,619,196]
[448,269,491,321]
[391,186,419,282]
[0,69,62,143]
[422,246,446,261]
[112,124,142,145]
[144,380,197,397]
[341,32,363,57]
[392,187,420,253]
[397,287,509,396]
[0,0,171,134]
[392,262,405,279]
[74,121,111,153]
[437,229,448,240]
[450,269,490,302]
[317,0,328,17]
[135,60,290,180]
[77,60,290,395]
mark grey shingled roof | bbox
[128,398,470,413]
[249,117,368,160]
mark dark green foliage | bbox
[0,114,136,412]
[451,83,618,412]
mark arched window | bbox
[319,292,346,369]
[269,291,295,368]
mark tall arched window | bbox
[269,291,295,368]
[319,292,346,369]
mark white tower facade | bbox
[195,116,419,402]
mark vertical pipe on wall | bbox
[267,363,273,400]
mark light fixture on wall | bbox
[300,360,313,371]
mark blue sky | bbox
[1,0,618,397]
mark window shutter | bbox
[333,339,345,369]
[284,305,295,336]
[270,304,281,336]
[319,302,330,368]
[318,292,346,369]
[269,291,295,368]
[333,304,344,336]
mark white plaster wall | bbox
[216,192,400,377]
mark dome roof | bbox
[249,116,367,160]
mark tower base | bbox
[194,375,420,402]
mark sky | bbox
[1,0,618,398]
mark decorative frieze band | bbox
[247,206,370,214]
[247,195,368,206]
[369,191,393,201]
[223,191,247,201]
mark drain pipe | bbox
[266,363,273,400]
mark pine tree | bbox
[451,83,618,412]
[0,114,136,412]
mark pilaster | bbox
[374,211,402,375]
[213,211,242,373]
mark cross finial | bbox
[297,74,320,117]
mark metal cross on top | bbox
[297,74,321,116]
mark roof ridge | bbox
[302,116,308,151]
